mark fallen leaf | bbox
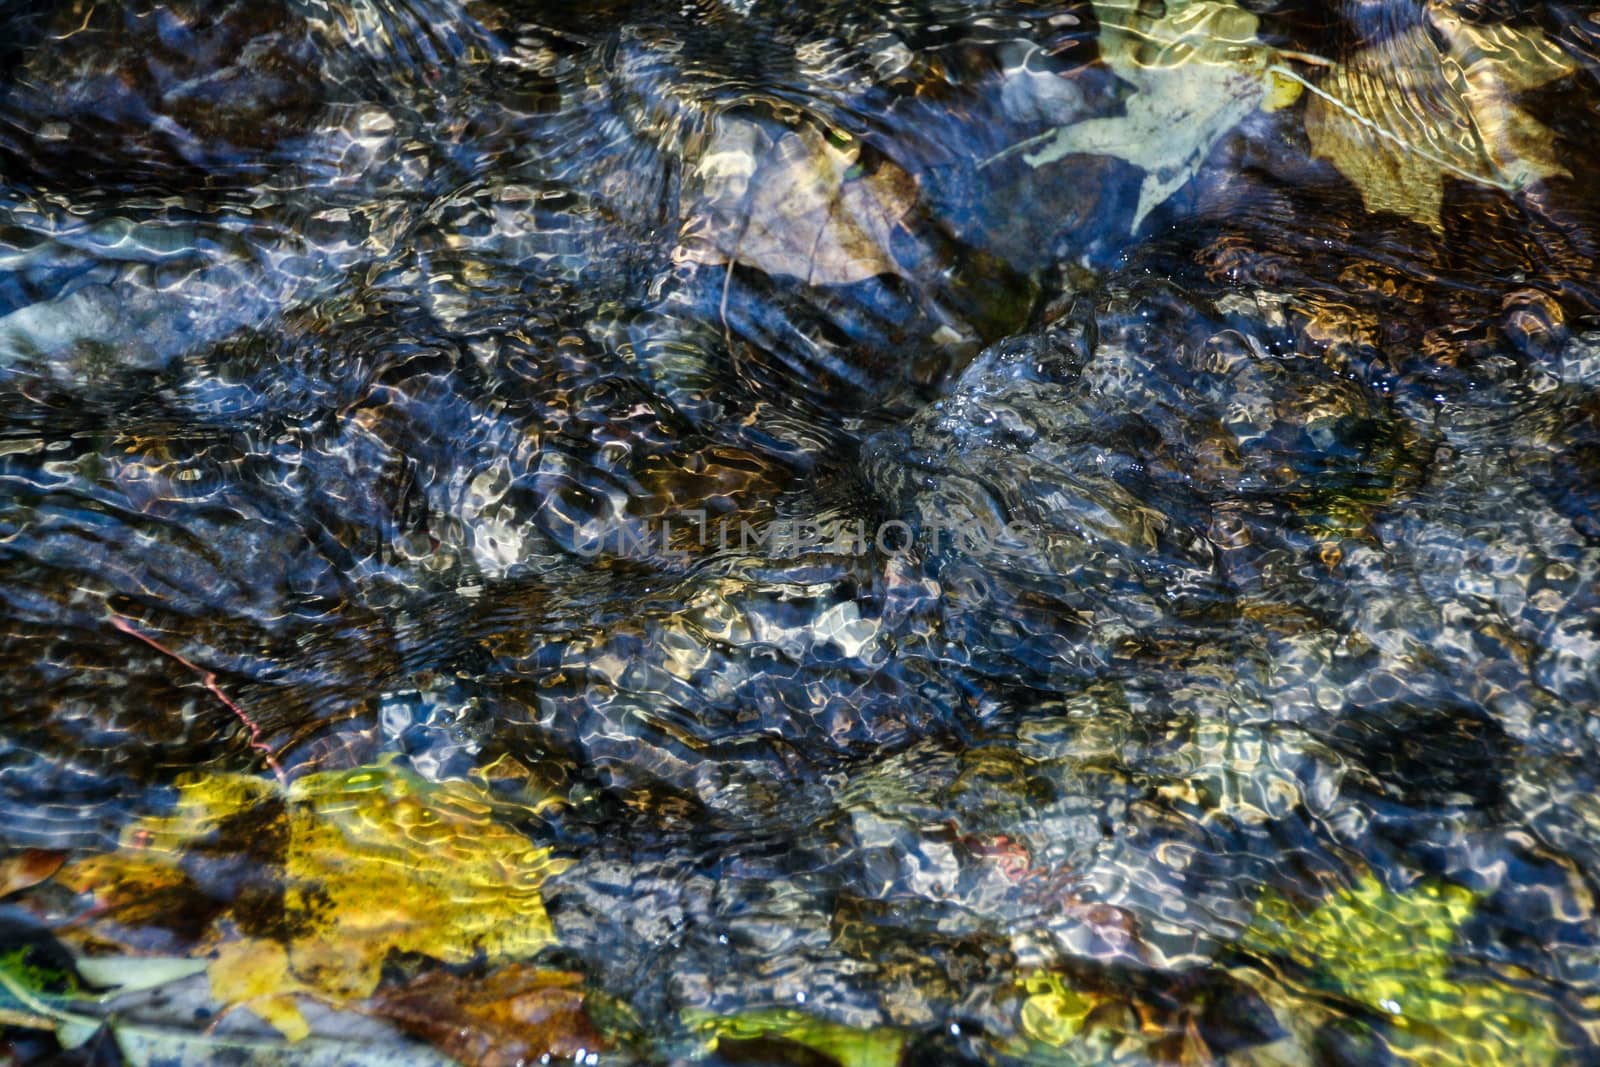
[55,853,219,953]
[58,761,569,1041]
[2,936,449,1067]
[992,0,1296,231]
[365,964,604,1067]
[1016,972,1098,1047]
[1304,7,1572,231]
[685,1008,905,1067]
[0,850,65,899]
[1243,874,1575,1063]
[74,955,209,997]
[208,939,313,1043]
[0,937,81,1001]
[53,1022,127,1066]
[678,118,919,286]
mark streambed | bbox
[2,0,1600,1064]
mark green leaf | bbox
[1016,973,1096,1048]
[1242,874,1571,1065]
[685,1007,906,1067]
[0,945,78,1003]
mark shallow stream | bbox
[2,0,1600,1064]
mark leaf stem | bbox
[0,967,99,1031]
[1277,49,1333,68]
[1264,63,1514,192]
[977,128,1063,171]
[107,614,287,782]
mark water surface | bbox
[2,0,1600,1064]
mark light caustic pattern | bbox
[1,0,1600,1065]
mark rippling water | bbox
[3,0,1600,1063]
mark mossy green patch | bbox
[1243,874,1571,1066]
[685,1007,905,1067]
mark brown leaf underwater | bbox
[0,850,65,900]
[365,964,605,1067]
[678,119,919,287]
[1304,9,1573,231]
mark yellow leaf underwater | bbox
[1011,979,1100,1049]
[62,761,569,1041]
[1016,972,1097,1048]
[209,940,312,1043]
[1304,8,1573,231]
[1243,874,1573,1065]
